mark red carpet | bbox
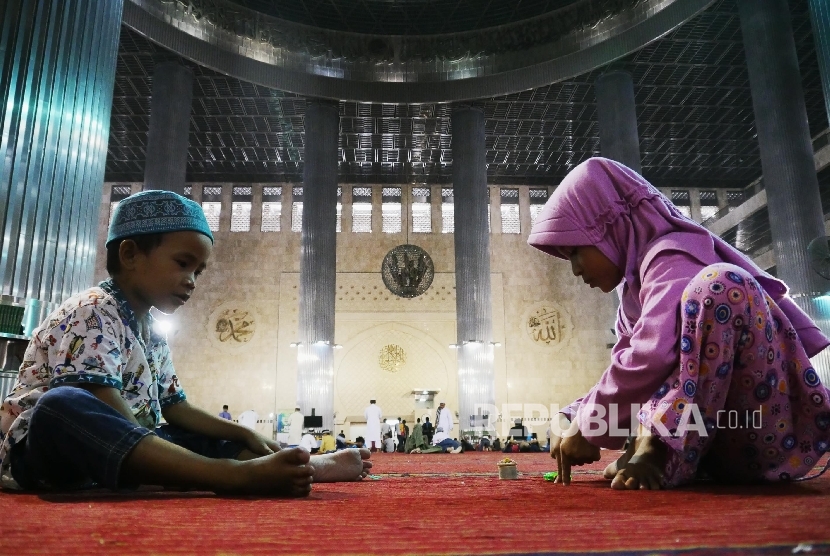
[2,451,830,555]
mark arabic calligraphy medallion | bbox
[214,308,255,344]
[378,344,406,372]
[526,305,567,347]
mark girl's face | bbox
[561,245,623,293]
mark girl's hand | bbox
[549,413,571,467]
[551,419,600,485]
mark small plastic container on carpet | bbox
[498,458,518,480]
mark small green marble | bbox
[543,472,558,481]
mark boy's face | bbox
[561,245,623,293]
[119,231,212,316]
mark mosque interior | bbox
[2,0,830,437]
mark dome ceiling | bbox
[106,0,828,189]
[122,0,713,101]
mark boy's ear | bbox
[118,239,141,270]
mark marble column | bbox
[144,60,193,194]
[0,0,123,329]
[809,0,830,123]
[594,70,642,174]
[451,106,495,432]
[689,188,702,223]
[296,100,339,429]
[738,0,830,381]
[594,70,641,315]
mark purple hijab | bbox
[527,157,793,301]
[527,158,828,446]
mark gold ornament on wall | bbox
[214,308,255,344]
[526,305,566,346]
[378,344,406,372]
[381,244,434,298]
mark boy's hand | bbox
[551,419,600,485]
[243,430,281,456]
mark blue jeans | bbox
[436,438,460,452]
[10,386,245,491]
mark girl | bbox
[528,157,830,489]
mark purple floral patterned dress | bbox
[639,263,830,486]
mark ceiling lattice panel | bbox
[105,0,828,188]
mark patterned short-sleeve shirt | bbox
[0,279,186,488]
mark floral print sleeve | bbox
[49,300,129,390]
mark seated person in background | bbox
[336,431,346,450]
[492,437,502,452]
[509,419,527,439]
[528,438,543,452]
[460,435,476,452]
[502,439,520,453]
[405,418,430,454]
[383,433,395,453]
[477,435,492,452]
[352,436,366,449]
[380,420,392,441]
[318,430,336,454]
[299,433,319,454]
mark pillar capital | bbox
[595,68,633,83]
[305,98,340,113]
[451,104,484,117]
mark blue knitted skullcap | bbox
[106,190,214,247]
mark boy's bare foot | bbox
[603,436,636,479]
[610,433,666,490]
[311,448,372,482]
[232,447,314,497]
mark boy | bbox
[0,191,369,494]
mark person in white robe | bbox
[363,400,383,452]
[287,406,304,446]
[435,402,453,439]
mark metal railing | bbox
[701,128,830,230]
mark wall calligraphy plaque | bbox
[378,344,406,372]
[214,308,255,343]
[207,303,258,350]
[524,303,570,348]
